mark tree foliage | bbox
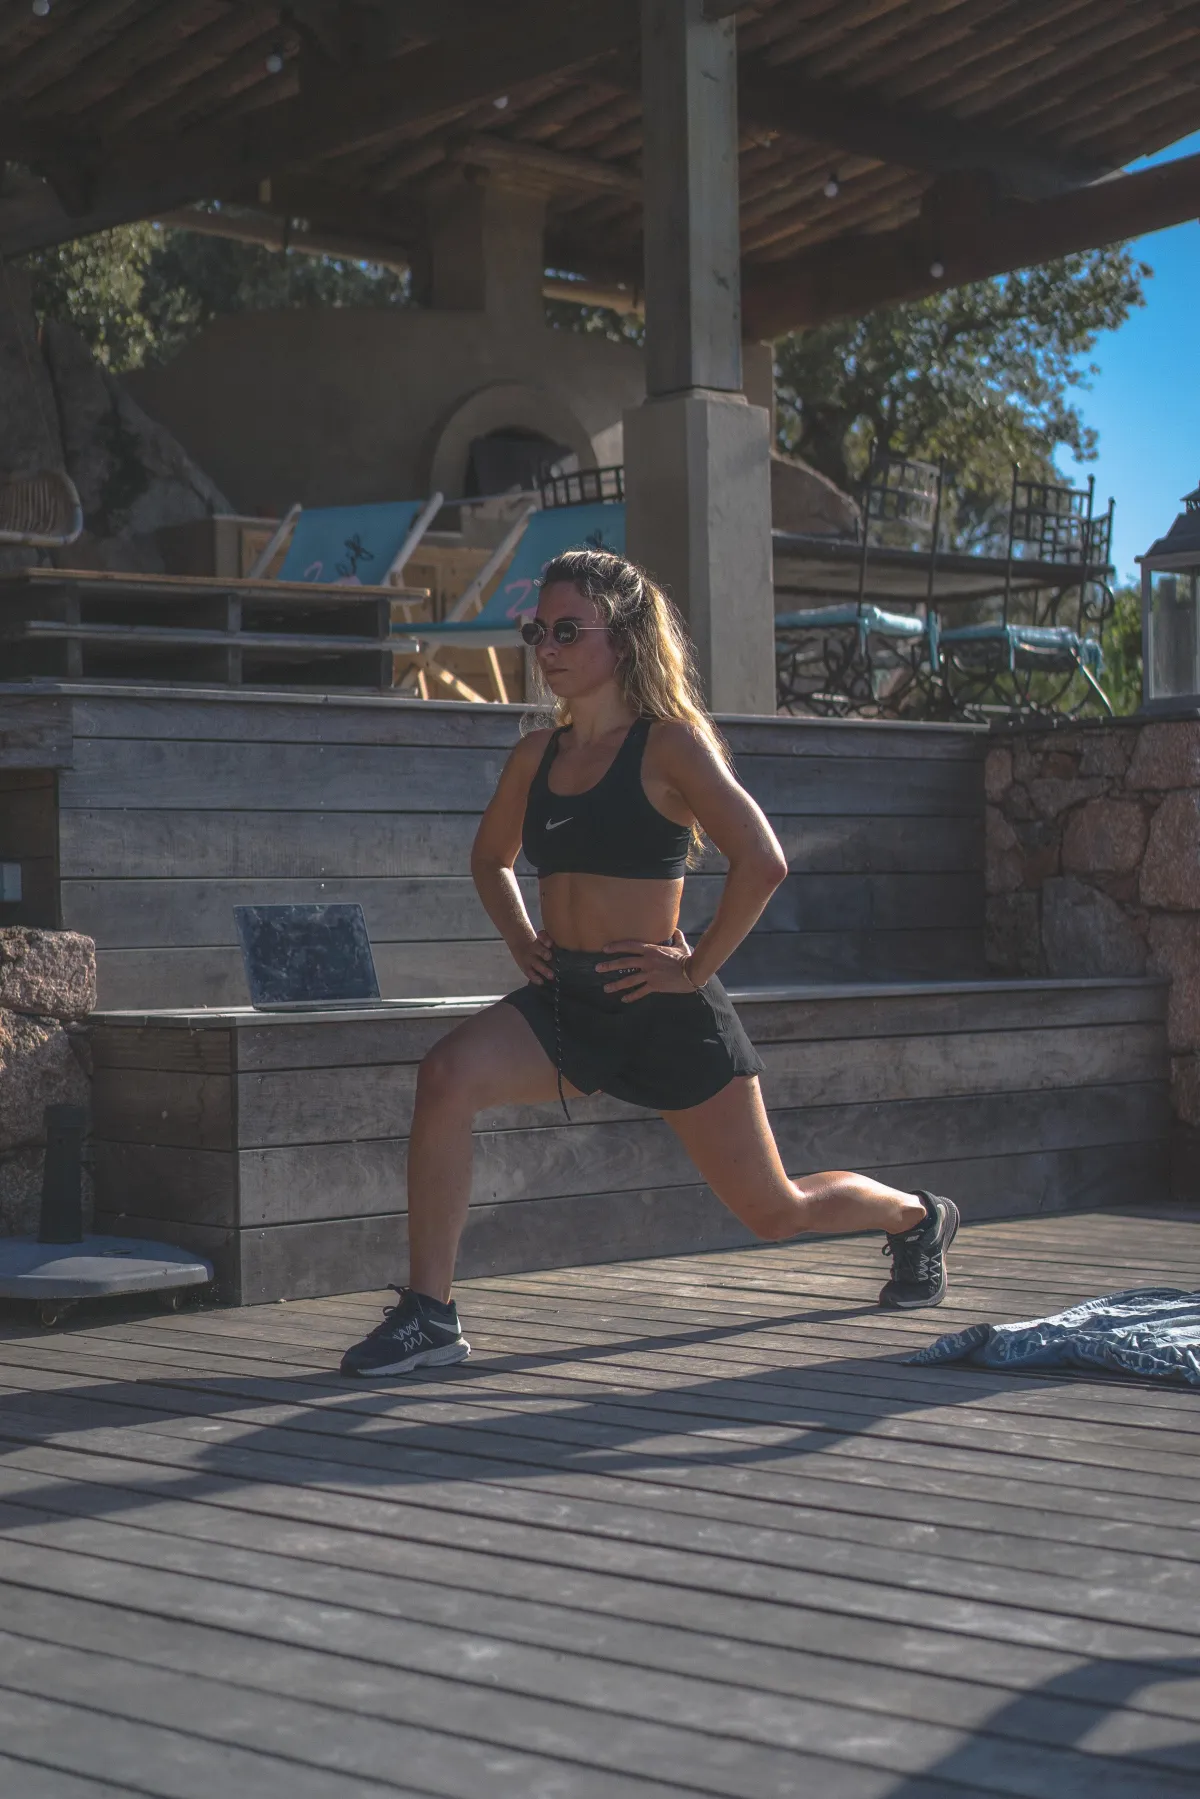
[20,214,410,373]
[774,247,1149,549]
[21,222,158,370]
[1102,580,1145,716]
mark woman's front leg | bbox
[662,1076,927,1240]
[407,1000,579,1302]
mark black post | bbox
[38,1105,87,1245]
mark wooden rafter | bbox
[736,57,1107,199]
[7,0,639,251]
[742,148,1200,338]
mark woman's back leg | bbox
[663,1076,958,1308]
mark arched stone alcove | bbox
[426,381,596,499]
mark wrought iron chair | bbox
[775,451,943,717]
[939,467,1115,719]
[0,467,83,548]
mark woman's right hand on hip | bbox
[512,929,554,985]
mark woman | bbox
[340,549,958,1377]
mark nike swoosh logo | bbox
[545,817,573,831]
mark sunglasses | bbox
[520,618,611,648]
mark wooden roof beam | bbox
[6,0,639,254]
[450,134,640,197]
[737,58,1107,200]
[743,149,1200,338]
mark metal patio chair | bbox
[939,467,1115,719]
[775,451,944,717]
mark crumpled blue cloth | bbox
[911,1288,1200,1386]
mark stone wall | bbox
[0,928,95,1234]
[985,719,1200,1147]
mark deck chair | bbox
[0,467,83,547]
[246,495,444,600]
[394,500,626,704]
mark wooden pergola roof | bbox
[3,0,1200,337]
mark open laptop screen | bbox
[234,904,381,1009]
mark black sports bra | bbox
[522,717,691,880]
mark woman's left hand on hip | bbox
[597,930,696,1001]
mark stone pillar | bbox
[424,170,548,334]
[624,0,775,714]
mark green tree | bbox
[774,247,1149,549]
[138,217,411,364]
[20,211,411,374]
[1102,580,1144,716]
[21,222,158,370]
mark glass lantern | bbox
[1141,480,1200,711]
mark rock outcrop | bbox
[770,452,858,539]
[0,927,95,1235]
[0,926,96,1020]
[42,320,231,572]
[0,272,230,574]
[0,266,64,574]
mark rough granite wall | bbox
[986,719,1200,1135]
[0,929,95,1234]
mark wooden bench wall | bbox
[89,977,1169,1302]
[12,687,988,1008]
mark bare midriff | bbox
[539,872,685,953]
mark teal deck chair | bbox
[247,494,444,592]
[394,500,625,701]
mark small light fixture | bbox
[929,260,946,279]
[31,0,50,16]
[265,46,285,73]
[493,94,509,110]
[822,173,840,199]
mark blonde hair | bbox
[530,547,730,858]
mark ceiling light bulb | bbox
[493,94,510,109]
[929,260,945,279]
[31,0,50,16]
[822,175,840,199]
[265,48,285,73]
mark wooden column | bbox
[624,0,775,714]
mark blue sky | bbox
[1063,131,1200,586]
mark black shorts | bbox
[502,945,764,1112]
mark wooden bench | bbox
[88,977,1168,1302]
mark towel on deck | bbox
[911,1288,1200,1386]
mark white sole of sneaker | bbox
[346,1339,471,1378]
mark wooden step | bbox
[0,685,987,1006]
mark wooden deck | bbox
[0,1205,1197,1797]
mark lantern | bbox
[1140,479,1200,711]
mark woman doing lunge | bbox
[340,549,959,1378]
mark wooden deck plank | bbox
[0,1207,1196,1798]
[13,1291,1200,1438]
[4,1322,1198,1475]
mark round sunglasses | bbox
[520,618,611,648]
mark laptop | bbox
[234,903,383,1011]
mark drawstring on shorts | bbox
[551,950,571,1121]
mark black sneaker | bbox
[339,1287,470,1378]
[879,1192,960,1309]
